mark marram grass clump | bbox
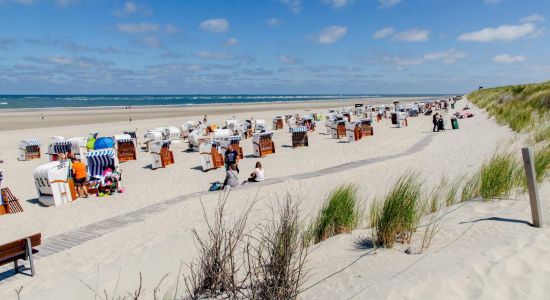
[478,152,522,200]
[370,172,424,248]
[534,145,550,183]
[308,184,360,244]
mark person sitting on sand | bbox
[248,161,265,183]
[223,164,240,189]
[71,158,89,198]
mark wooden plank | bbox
[522,148,543,228]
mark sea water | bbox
[0,94,447,110]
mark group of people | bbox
[432,113,446,132]
[221,146,264,190]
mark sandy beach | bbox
[0,98,548,299]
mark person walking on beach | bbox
[432,113,439,132]
[248,161,265,182]
[224,147,239,172]
[71,158,89,198]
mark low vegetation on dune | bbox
[370,172,423,248]
[308,184,361,244]
[183,195,308,300]
[534,145,550,183]
[468,81,550,133]
[478,152,522,200]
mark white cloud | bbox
[393,28,429,42]
[314,26,348,44]
[390,49,466,66]
[280,0,302,14]
[12,0,36,4]
[225,37,239,46]
[379,0,402,8]
[117,23,159,34]
[123,1,138,13]
[322,0,352,8]
[424,49,466,64]
[373,27,395,39]
[113,1,151,17]
[135,36,162,48]
[458,23,538,42]
[200,18,230,34]
[278,55,299,64]
[48,56,73,65]
[164,24,180,34]
[55,0,79,6]
[266,18,285,27]
[493,54,526,63]
[520,14,545,23]
[196,51,233,60]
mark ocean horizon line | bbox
[0,94,460,110]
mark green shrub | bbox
[309,184,360,244]
[370,172,424,248]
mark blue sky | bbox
[0,0,548,94]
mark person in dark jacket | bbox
[432,113,439,132]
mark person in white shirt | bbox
[248,161,264,182]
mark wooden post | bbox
[522,147,543,228]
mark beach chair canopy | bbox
[114,134,133,143]
[87,149,116,178]
[22,139,41,147]
[94,137,115,150]
[52,141,72,154]
[258,132,273,138]
[229,135,242,142]
[291,126,307,133]
[123,130,137,139]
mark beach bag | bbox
[209,181,222,192]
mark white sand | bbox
[1,98,548,299]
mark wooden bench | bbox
[0,233,41,276]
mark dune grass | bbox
[461,171,481,202]
[308,184,361,244]
[468,81,550,134]
[370,172,424,248]
[534,145,550,183]
[478,152,522,200]
[532,122,550,144]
